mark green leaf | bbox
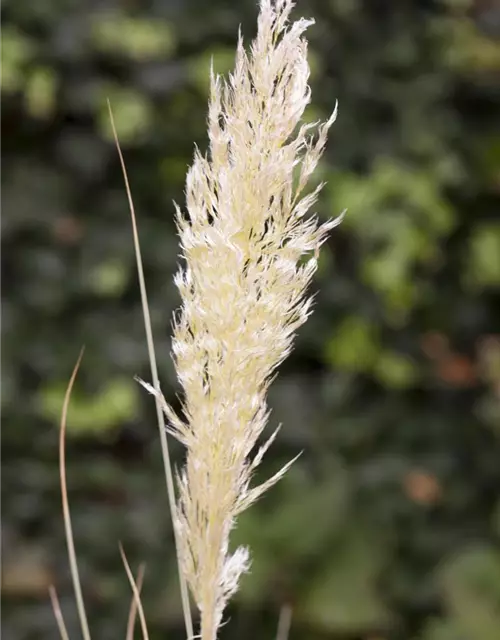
[1,28,35,93]
[25,67,57,119]
[187,48,236,94]
[465,223,500,289]
[99,87,153,144]
[91,14,176,60]
[298,525,392,632]
[420,617,463,640]
[87,259,130,297]
[39,378,139,436]
[374,351,420,389]
[234,474,350,606]
[437,545,500,640]
[325,317,379,372]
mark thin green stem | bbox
[107,100,194,640]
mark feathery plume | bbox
[146,1,343,637]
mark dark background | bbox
[2,0,500,639]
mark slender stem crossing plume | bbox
[143,1,343,638]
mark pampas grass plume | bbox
[142,1,343,638]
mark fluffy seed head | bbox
[153,1,343,637]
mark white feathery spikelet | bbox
[145,1,343,638]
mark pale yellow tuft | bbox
[143,1,342,638]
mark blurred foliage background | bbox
[2,0,500,639]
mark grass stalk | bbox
[48,586,71,640]
[107,101,194,639]
[119,544,150,640]
[59,347,92,640]
[275,604,293,640]
[125,563,146,640]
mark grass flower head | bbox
[145,1,343,637]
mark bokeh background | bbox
[2,0,500,639]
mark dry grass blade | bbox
[119,544,150,640]
[60,347,92,640]
[126,563,146,640]
[48,585,70,640]
[107,99,194,639]
[275,604,293,640]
